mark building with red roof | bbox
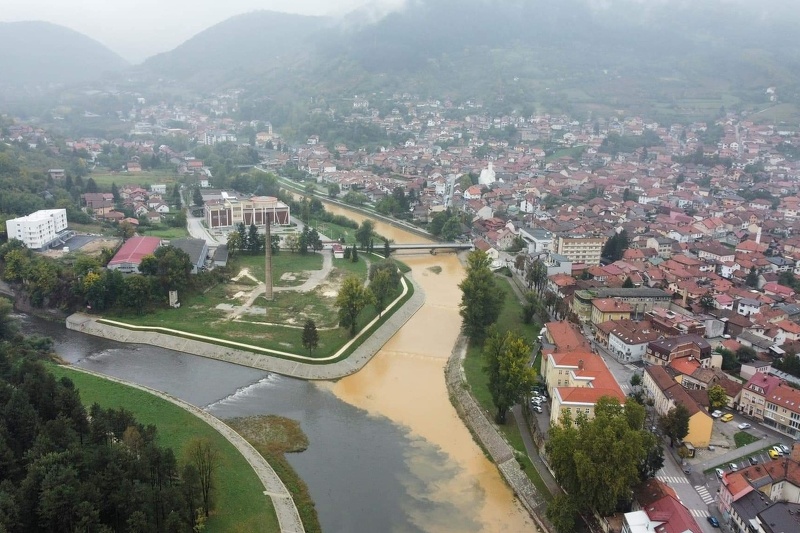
[542,351,626,426]
[107,236,161,273]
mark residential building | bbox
[542,351,626,427]
[642,365,713,447]
[6,209,68,250]
[643,335,712,367]
[542,321,591,353]
[107,236,161,273]
[517,226,553,254]
[204,193,290,229]
[622,497,701,533]
[764,382,800,438]
[555,235,606,266]
[572,287,671,322]
[739,373,782,420]
[645,307,706,337]
[600,320,660,363]
[590,298,633,325]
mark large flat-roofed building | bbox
[204,192,290,230]
[555,235,606,266]
[107,236,161,273]
[169,238,209,274]
[6,209,68,250]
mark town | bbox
[4,85,800,533]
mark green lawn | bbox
[47,365,280,533]
[461,277,553,501]
[734,431,760,448]
[140,225,190,239]
[89,169,180,188]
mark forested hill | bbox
[0,21,128,90]
[141,11,329,83]
[135,0,800,117]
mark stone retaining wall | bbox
[444,334,554,533]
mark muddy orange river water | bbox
[321,203,534,532]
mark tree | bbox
[622,276,634,288]
[601,230,629,262]
[0,299,18,341]
[746,266,759,288]
[483,328,537,423]
[192,187,204,207]
[707,384,728,411]
[459,250,505,342]
[139,246,193,295]
[659,404,690,447]
[351,245,358,263]
[546,397,650,515]
[308,228,323,252]
[736,345,757,363]
[122,275,151,314]
[546,494,578,533]
[335,276,374,337]
[299,226,309,255]
[118,220,136,241]
[284,234,300,253]
[440,217,462,241]
[248,223,261,254]
[227,231,242,257]
[355,220,375,250]
[525,258,547,292]
[301,319,319,355]
[328,183,340,198]
[369,268,395,318]
[699,292,715,311]
[383,239,391,258]
[185,438,218,518]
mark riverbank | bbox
[48,364,303,533]
[66,276,425,380]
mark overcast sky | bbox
[1,0,404,63]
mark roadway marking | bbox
[690,509,710,518]
[695,485,715,505]
[657,475,690,484]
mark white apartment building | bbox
[6,209,68,250]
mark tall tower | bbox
[264,218,273,302]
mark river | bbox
[22,202,532,532]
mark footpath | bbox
[66,366,304,533]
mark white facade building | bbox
[7,209,68,250]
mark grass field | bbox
[734,431,760,448]
[89,169,180,188]
[140,225,191,239]
[232,252,324,286]
[462,277,552,502]
[47,365,280,533]
[107,254,403,360]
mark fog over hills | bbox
[0,21,128,90]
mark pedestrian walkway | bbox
[690,509,710,518]
[657,475,689,484]
[695,485,715,505]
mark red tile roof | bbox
[108,236,161,267]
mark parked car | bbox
[711,410,723,418]
[769,449,781,459]
[738,423,752,430]
[715,468,725,479]
[707,516,720,528]
[780,444,791,454]
[532,405,543,413]
[773,445,784,456]
[729,462,739,471]
[721,413,734,422]
[749,456,759,465]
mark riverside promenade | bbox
[66,277,425,381]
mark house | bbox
[642,365,713,447]
[643,335,712,367]
[542,351,626,427]
[623,493,701,533]
[542,321,591,353]
[591,298,633,325]
[603,320,661,363]
[473,238,499,260]
[763,381,800,438]
[739,360,772,381]
[738,373,783,420]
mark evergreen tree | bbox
[302,319,319,355]
[459,250,505,342]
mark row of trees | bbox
[226,222,281,257]
[0,308,218,531]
